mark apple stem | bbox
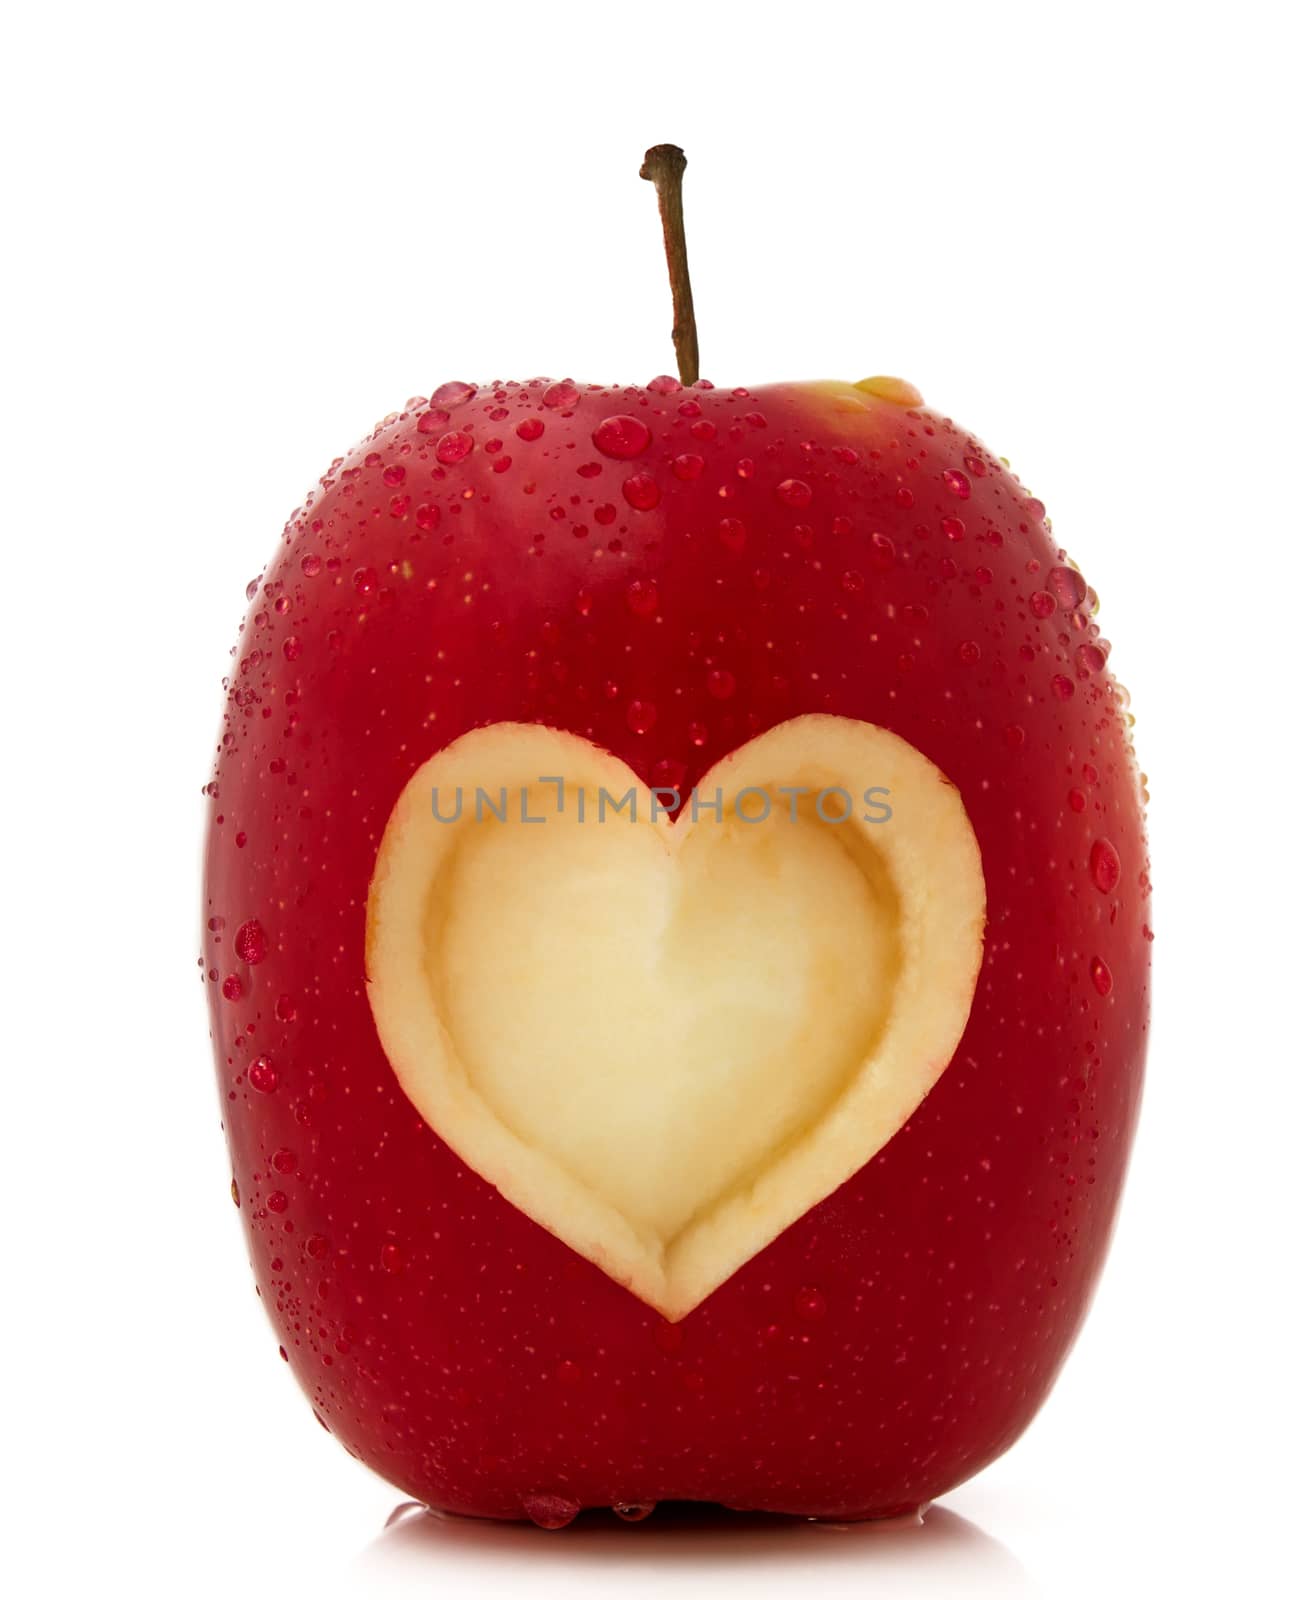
[640,144,700,386]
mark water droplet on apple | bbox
[379,1243,404,1274]
[522,1493,580,1530]
[592,415,652,459]
[613,1501,656,1522]
[430,381,476,408]
[1090,955,1114,996]
[354,566,379,596]
[1030,590,1057,618]
[673,453,705,481]
[623,472,661,510]
[272,1147,297,1174]
[1051,674,1075,701]
[248,1056,279,1094]
[300,554,322,577]
[542,381,580,410]
[626,578,659,618]
[718,517,746,554]
[647,374,681,394]
[516,417,545,441]
[626,699,657,734]
[1047,565,1087,610]
[221,974,243,1001]
[1090,839,1121,894]
[871,533,897,572]
[941,516,966,541]
[776,478,812,510]
[707,669,736,701]
[436,431,474,464]
[234,919,268,965]
[942,469,971,499]
[1076,642,1107,675]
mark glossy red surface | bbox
[203,376,1149,1522]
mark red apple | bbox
[203,363,1149,1525]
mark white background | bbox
[4,2,1311,1595]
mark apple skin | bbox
[203,376,1149,1522]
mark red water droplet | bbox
[718,517,746,554]
[647,374,681,394]
[841,569,864,594]
[1090,838,1121,893]
[436,431,474,464]
[354,566,379,596]
[248,1056,279,1094]
[275,993,298,1022]
[1024,496,1047,521]
[234,919,268,965]
[673,453,704,481]
[959,640,982,664]
[282,635,302,661]
[221,974,243,1001]
[1048,565,1087,609]
[1068,788,1087,812]
[941,515,966,541]
[623,472,661,510]
[382,464,406,487]
[593,414,652,459]
[516,417,545,441]
[614,1501,656,1522]
[542,381,580,410]
[626,699,657,734]
[415,503,441,531]
[1030,590,1057,618]
[522,1493,580,1530]
[594,503,617,526]
[1090,955,1114,996]
[300,554,322,577]
[1004,724,1026,750]
[266,1190,288,1214]
[943,469,971,499]
[305,1234,329,1260]
[1076,642,1107,674]
[272,1148,297,1174]
[417,409,449,434]
[380,1243,404,1275]
[871,533,897,571]
[430,381,475,408]
[1052,674,1075,700]
[776,478,812,510]
[965,454,987,477]
[626,578,659,617]
[707,669,736,700]
[895,486,915,509]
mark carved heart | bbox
[366,715,985,1320]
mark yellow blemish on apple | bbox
[366,715,984,1320]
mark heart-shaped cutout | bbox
[366,715,984,1319]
